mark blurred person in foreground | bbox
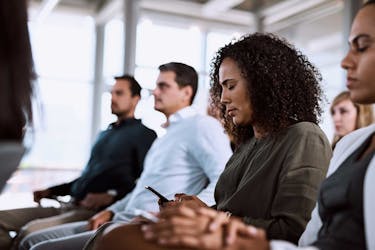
[0,0,35,190]
[330,90,373,149]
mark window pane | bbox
[23,79,92,169]
[206,32,237,72]
[103,19,124,77]
[272,10,344,139]
[24,11,95,169]
[134,67,166,137]
[29,13,94,81]
[136,21,202,70]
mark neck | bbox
[164,105,189,121]
[116,113,135,124]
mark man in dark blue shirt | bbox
[0,75,157,250]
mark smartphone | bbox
[133,209,159,223]
[145,186,170,203]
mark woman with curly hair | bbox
[88,33,332,250]
[330,91,373,149]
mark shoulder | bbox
[139,123,157,135]
[282,122,327,142]
[335,124,375,151]
[189,114,223,131]
[330,124,375,169]
[127,120,157,140]
[286,121,323,135]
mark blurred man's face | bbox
[111,79,139,119]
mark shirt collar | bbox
[109,118,139,129]
[162,106,197,128]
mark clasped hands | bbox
[141,194,269,250]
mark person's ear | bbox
[131,95,141,107]
[182,86,193,103]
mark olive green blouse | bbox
[214,122,332,244]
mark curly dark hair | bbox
[210,33,324,146]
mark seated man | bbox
[20,62,232,250]
[0,75,157,250]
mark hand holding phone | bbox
[145,186,170,204]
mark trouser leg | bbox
[12,208,96,249]
[83,222,117,250]
[0,207,60,250]
[19,221,90,250]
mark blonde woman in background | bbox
[331,91,373,149]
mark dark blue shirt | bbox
[48,118,156,205]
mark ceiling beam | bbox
[202,0,245,16]
[92,0,254,27]
[35,0,60,22]
[260,0,328,25]
[95,0,122,24]
[141,0,254,26]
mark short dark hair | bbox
[0,0,35,141]
[210,33,323,145]
[114,75,141,97]
[158,62,198,104]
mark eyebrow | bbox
[111,89,123,94]
[156,81,170,87]
[220,78,235,86]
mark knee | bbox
[29,240,52,250]
[93,224,145,250]
[19,232,40,250]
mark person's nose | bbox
[152,88,158,97]
[332,112,341,123]
[341,50,355,71]
[220,89,230,104]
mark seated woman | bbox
[88,32,333,250]
[92,1,375,250]
[330,90,373,149]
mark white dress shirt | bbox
[108,106,232,221]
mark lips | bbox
[227,107,236,116]
[346,76,358,88]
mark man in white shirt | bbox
[21,62,232,250]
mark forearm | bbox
[243,216,304,244]
[47,181,74,196]
[107,193,131,214]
